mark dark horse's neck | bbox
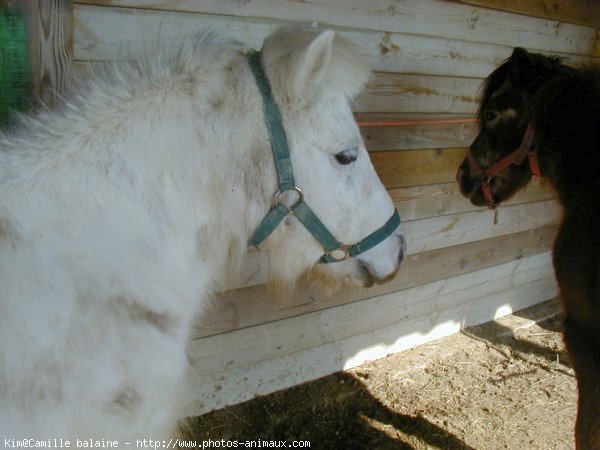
[526,64,600,208]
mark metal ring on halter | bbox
[272,186,304,209]
[325,244,351,262]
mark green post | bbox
[0,3,33,125]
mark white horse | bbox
[0,23,405,440]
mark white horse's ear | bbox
[291,30,334,97]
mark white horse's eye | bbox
[334,149,358,165]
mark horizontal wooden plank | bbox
[75,1,600,56]
[370,149,558,193]
[358,113,477,151]
[371,148,468,187]
[356,112,477,124]
[197,225,558,338]
[389,178,555,222]
[366,30,599,75]
[73,4,275,61]
[356,73,481,114]
[404,199,560,254]
[363,29,511,78]
[451,0,600,28]
[186,258,557,414]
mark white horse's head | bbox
[250,24,405,287]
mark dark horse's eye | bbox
[483,109,498,122]
[335,149,358,165]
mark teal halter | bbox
[246,51,401,264]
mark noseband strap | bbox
[467,123,541,209]
[246,50,401,264]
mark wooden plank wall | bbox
[72,0,599,415]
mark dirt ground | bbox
[183,298,577,449]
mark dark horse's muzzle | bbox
[460,123,541,210]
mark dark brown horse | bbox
[456,47,600,449]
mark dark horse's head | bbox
[456,47,562,208]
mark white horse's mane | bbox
[1,30,244,157]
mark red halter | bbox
[466,123,541,209]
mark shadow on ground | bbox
[462,306,571,371]
[184,371,474,450]
[184,300,570,450]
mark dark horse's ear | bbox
[510,47,533,64]
[508,47,538,85]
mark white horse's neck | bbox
[148,51,277,296]
[199,75,277,294]
[0,39,277,318]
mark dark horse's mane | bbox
[477,53,563,123]
[530,64,600,202]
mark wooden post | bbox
[1,0,72,119]
[31,0,73,107]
